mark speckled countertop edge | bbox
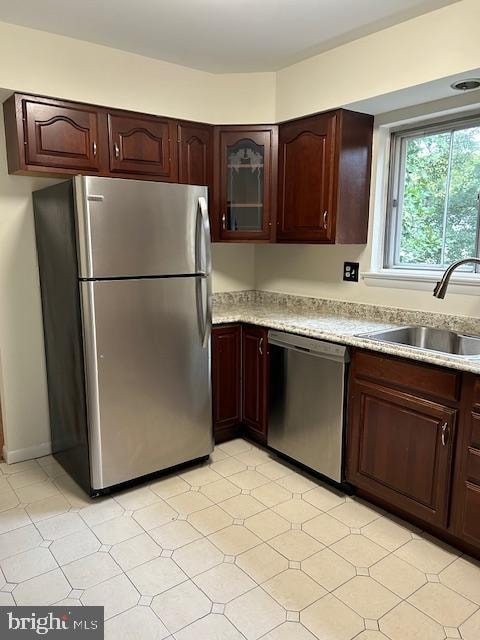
[212,290,480,374]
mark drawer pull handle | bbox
[441,421,449,447]
[259,337,264,356]
[114,142,120,159]
[323,210,328,229]
[92,141,97,157]
[222,213,227,230]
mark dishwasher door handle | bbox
[268,336,349,364]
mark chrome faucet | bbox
[433,257,480,298]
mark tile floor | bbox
[0,438,480,639]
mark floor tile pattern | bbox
[0,440,479,639]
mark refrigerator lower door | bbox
[80,276,213,490]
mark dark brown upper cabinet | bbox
[277,109,373,243]
[178,122,213,189]
[108,112,178,180]
[213,125,278,242]
[4,93,106,175]
[4,94,373,246]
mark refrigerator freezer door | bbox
[75,176,209,278]
[81,276,213,490]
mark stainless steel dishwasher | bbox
[268,330,349,483]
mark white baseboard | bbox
[2,441,52,464]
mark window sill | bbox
[362,269,480,295]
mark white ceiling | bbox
[0,0,459,73]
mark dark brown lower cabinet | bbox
[242,325,269,443]
[347,377,456,528]
[451,375,480,548]
[347,350,462,530]
[211,323,268,444]
[210,334,480,558]
[211,325,241,442]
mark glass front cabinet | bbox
[213,126,277,241]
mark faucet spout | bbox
[433,258,480,299]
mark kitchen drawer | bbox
[473,379,480,409]
[466,448,480,485]
[459,482,480,544]
[470,412,480,449]
[354,350,460,403]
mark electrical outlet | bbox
[343,262,359,282]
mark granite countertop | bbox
[212,291,480,375]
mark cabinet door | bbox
[24,98,102,172]
[277,112,336,242]
[178,122,213,188]
[212,325,241,441]
[242,325,268,442]
[455,480,480,546]
[108,113,178,180]
[215,126,277,241]
[347,379,456,527]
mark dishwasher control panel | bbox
[268,330,349,362]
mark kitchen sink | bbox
[358,326,480,358]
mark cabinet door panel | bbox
[466,448,480,485]
[108,113,177,179]
[24,100,101,171]
[277,113,336,242]
[470,412,480,448]
[459,482,480,544]
[178,122,213,188]
[348,379,456,527]
[242,325,268,442]
[212,325,241,440]
[215,126,276,241]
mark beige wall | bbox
[0,114,56,460]
[0,22,276,124]
[276,0,480,120]
[256,94,480,318]
[254,244,480,316]
[2,1,479,126]
[212,245,255,292]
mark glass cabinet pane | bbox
[226,139,264,231]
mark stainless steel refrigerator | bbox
[33,176,213,495]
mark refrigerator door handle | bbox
[196,196,212,277]
[196,274,212,349]
[204,274,212,349]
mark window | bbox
[385,116,480,271]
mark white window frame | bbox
[384,114,480,272]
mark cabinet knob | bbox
[114,142,120,159]
[441,421,449,446]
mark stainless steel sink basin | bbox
[358,326,480,358]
